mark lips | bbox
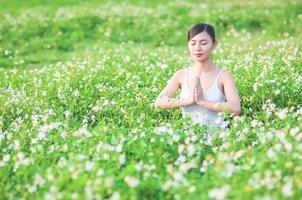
[194,53,204,56]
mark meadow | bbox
[0,0,301,199]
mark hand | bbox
[194,77,205,106]
[185,91,195,105]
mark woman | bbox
[154,23,241,127]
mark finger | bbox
[196,79,200,87]
[198,77,202,86]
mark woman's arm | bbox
[154,70,194,109]
[196,71,241,116]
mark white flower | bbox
[161,180,172,191]
[187,143,195,156]
[0,131,4,141]
[3,154,10,162]
[124,55,130,63]
[124,176,140,188]
[27,185,37,193]
[74,127,91,137]
[115,144,123,153]
[277,108,288,119]
[200,160,212,173]
[175,155,186,165]
[63,110,71,118]
[154,124,173,135]
[221,163,236,178]
[188,185,196,193]
[97,168,104,176]
[38,122,62,140]
[37,131,46,140]
[103,153,110,160]
[85,161,95,171]
[109,192,121,200]
[173,171,185,182]
[267,148,277,160]
[177,145,185,154]
[118,154,126,165]
[34,174,45,186]
[289,127,299,136]
[251,119,259,127]
[172,134,180,142]
[104,177,113,187]
[208,185,231,200]
[135,161,143,171]
[214,116,223,125]
[73,89,80,97]
[282,179,293,197]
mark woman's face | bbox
[188,31,216,62]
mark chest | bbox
[180,72,224,93]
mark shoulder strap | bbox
[215,69,224,83]
[186,67,189,82]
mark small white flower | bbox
[0,131,4,141]
[27,185,37,193]
[118,154,126,165]
[161,180,172,191]
[124,176,140,188]
[187,143,195,156]
[109,191,121,200]
[104,177,113,187]
[115,144,123,153]
[135,161,143,171]
[221,163,236,178]
[282,179,293,197]
[277,108,288,119]
[97,168,104,176]
[85,161,95,171]
[208,185,231,200]
[188,185,196,193]
[267,148,277,159]
[175,155,186,165]
[154,124,173,135]
[178,144,185,154]
[73,89,80,97]
[173,171,184,182]
[3,154,10,162]
[172,134,180,142]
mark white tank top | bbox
[179,67,226,127]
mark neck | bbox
[194,58,215,75]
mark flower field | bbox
[0,0,301,199]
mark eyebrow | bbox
[190,39,208,42]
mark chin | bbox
[195,58,208,62]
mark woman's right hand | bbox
[180,76,197,106]
[182,87,196,106]
[186,76,200,105]
[187,90,196,105]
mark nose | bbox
[194,44,203,51]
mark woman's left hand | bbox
[194,77,205,105]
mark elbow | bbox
[154,99,163,109]
[154,101,160,109]
[154,99,168,109]
[232,105,241,116]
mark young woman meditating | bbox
[154,23,241,127]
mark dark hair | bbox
[187,23,216,43]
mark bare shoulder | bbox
[220,69,235,82]
[171,67,188,82]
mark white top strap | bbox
[186,67,189,88]
[186,68,189,81]
[215,69,224,83]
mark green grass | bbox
[0,0,301,199]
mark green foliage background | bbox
[0,0,301,199]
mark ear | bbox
[212,40,218,49]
